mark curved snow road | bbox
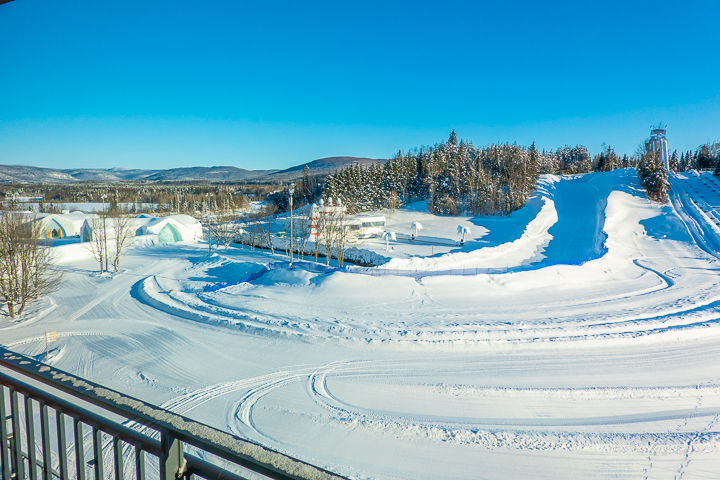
[177,358,720,457]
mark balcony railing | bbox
[0,346,348,480]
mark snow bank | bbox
[376,195,557,272]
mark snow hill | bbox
[3,168,720,480]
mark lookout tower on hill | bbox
[645,124,669,171]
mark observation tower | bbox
[645,124,669,171]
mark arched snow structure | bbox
[158,222,182,243]
[136,215,202,243]
[42,218,66,238]
[36,213,91,239]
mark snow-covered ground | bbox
[3,169,720,479]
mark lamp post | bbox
[101,194,108,272]
[288,183,294,270]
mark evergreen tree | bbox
[637,151,669,202]
[696,144,713,169]
[669,150,679,172]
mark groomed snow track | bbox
[4,169,720,479]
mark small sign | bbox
[45,329,57,356]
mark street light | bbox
[288,183,294,270]
[101,194,108,272]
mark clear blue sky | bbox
[1,0,719,170]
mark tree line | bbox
[639,140,720,202]
[668,141,720,173]
[323,132,634,216]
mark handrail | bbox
[0,346,348,480]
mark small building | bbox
[309,198,385,242]
[36,212,92,238]
[347,216,386,239]
[79,215,101,242]
[81,214,202,244]
[137,214,203,243]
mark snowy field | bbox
[3,169,720,479]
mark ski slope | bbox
[3,169,720,480]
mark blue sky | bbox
[1,0,719,170]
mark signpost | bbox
[45,329,57,356]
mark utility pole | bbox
[288,183,294,270]
[101,194,108,273]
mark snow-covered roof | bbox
[34,212,94,236]
[165,214,200,226]
[143,214,200,227]
[137,215,203,241]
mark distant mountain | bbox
[143,166,277,182]
[0,165,76,183]
[0,157,384,184]
[266,156,385,181]
[60,168,163,181]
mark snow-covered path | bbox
[3,169,720,479]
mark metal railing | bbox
[0,346,347,480]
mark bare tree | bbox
[256,203,277,254]
[240,216,259,250]
[240,208,266,251]
[313,213,324,263]
[332,209,351,267]
[85,216,108,273]
[207,213,240,251]
[282,218,291,257]
[294,212,311,260]
[322,212,335,265]
[386,190,400,218]
[0,209,64,317]
[111,215,135,272]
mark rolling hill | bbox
[0,156,385,184]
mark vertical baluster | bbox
[0,385,10,480]
[25,396,37,480]
[92,428,103,480]
[10,391,23,480]
[112,437,122,480]
[159,431,184,480]
[56,412,68,480]
[39,403,52,480]
[74,420,85,480]
[133,446,144,480]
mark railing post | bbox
[10,391,23,480]
[25,396,37,480]
[56,412,68,480]
[74,419,85,480]
[160,431,185,480]
[92,427,103,480]
[0,386,10,480]
[112,436,123,480]
[40,403,52,480]
[134,446,145,480]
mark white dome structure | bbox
[35,212,93,238]
[81,214,202,244]
[138,215,203,243]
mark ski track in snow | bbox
[156,358,720,458]
[6,170,720,479]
